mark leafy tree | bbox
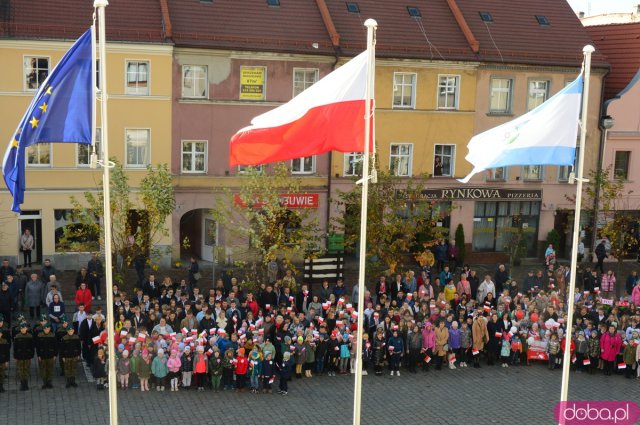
[504,214,528,268]
[62,160,175,285]
[546,229,561,250]
[332,167,447,280]
[212,162,323,289]
[583,165,639,271]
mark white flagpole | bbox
[93,1,118,424]
[559,45,595,416]
[352,18,376,425]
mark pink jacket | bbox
[421,324,436,350]
[600,332,622,362]
[632,285,640,306]
[167,356,182,373]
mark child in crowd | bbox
[181,346,193,390]
[116,350,131,389]
[278,351,293,395]
[261,351,275,393]
[193,346,208,391]
[167,349,182,391]
[137,350,152,391]
[209,348,223,392]
[547,334,560,371]
[151,348,168,391]
[222,348,235,390]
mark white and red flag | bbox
[229,52,371,166]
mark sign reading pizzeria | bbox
[417,188,542,201]
[234,193,319,209]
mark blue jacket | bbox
[448,328,461,350]
[278,359,293,379]
[387,335,404,355]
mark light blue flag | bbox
[460,75,583,183]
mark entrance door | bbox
[19,211,42,266]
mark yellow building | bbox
[0,37,173,269]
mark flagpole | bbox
[352,18,376,425]
[94,1,118,424]
[559,45,594,416]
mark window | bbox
[291,156,315,174]
[479,12,493,22]
[527,79,549,111]
[489,78,512,113]
[346,2,360,13]
[535,15,550,26]
[182,65,207,98]
[486,167,506,181]
[77,128,102,167]
[54,209,100,252]
[181,140,207,173]
[125,129,150,167]
[266,0,280,6]
[343,152,363,176]
[437,75,460,110]
[558,148,579,181]
[522,165,543,181]
[407,6,421,17]
[434,144,455,177]
[125,61,149,95]
[390,144,412,177]
[614,151,631,180]
[24,57,49,90]
[473,201,540,255]
[27,143,51,166]
[238,165,264,174]
[393,72,416,109]
[293,68,319,97]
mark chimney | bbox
[578,11,585,19]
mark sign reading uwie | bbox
[234,193,319,209]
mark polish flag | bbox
[229,51,371,166]
[618,362,627,369]
[583,359,591,366]
[472,349,479,356]
[424,355,431,363]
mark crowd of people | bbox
[0,253,639,396]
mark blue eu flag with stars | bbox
[3,28,93,213]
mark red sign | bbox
[234,193,319,209]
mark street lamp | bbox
[590,115,616,256]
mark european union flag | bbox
[3,28,94,213]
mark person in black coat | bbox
[36,324,58,388]
[198,311,217,334]
[485,314,504,366]
[78,313,100,366]
[494,264,509,295]
[277,351,293,394]
[0,323,11,393]
[259,286,278,311]
[60,327,82,387]
[0,282,12,328]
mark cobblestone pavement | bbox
[1,358,638,425]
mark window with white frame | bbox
[27,143,51,166]
[390,144,412,176]
[181,140,207,173]
[489,78,512,113]
[24,57,49,90]
[392,72,416,108]
[433,144,455,177]
[125,61,149,95]
[486,167,506,181]
[527,79,549,111]
[77,128,102,166]
[293,68,319,97]
[291,156,315,174]
[343,152,363,176]
[237,165,264,174]
[437,75,460,110]
[522,165,543,181]
[558,148,579,181]
[125,129,150,167]
[182,65,208,98]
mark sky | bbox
[567,0,640,16]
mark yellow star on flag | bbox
[11,138,19,148]
[39,102,48,113]
[29,117,39,128]
[45,86,53,95]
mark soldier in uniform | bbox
[0,314,11,393]
[36,322,57,389]
[60,326,81,388]
[55,315,70,375]
[13,321,35,391]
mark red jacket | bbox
[235,356,248,375]
[75,288,93,312]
